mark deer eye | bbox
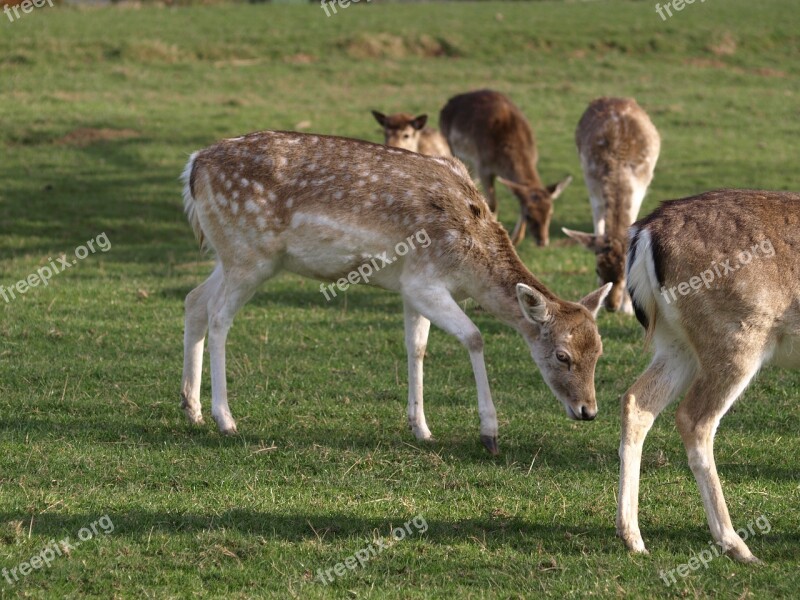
[403,133,411,139]
[555,351,571,364]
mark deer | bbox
[180,130,612,455]
[618,189,800,563]
[439,89,572,246]
[371,111,452,157]
[564,98,660,314]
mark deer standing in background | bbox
[619,189,800,562]
[439,89,572,246]
[371,111,451,157]
[180,130,611,455]
[565,97,660,313]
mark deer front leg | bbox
[617,353,695,553]
[618,289,635,316]
[403,303,433,441]
[510,208,527,246]
[676,362,762,563]
[479,172,497,213]
[403,287,499,454]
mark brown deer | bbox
[618,189,800,563]
[371,111,451,157]
[439,89,572,246]
[565,97,660,313]
[180,130,611,455]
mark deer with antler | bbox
[180,130,611,454]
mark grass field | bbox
[1,1,799,597]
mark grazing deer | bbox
[564,97,660,314]
[439,89,572,246]
[618,189,800,563]
[180,130,611,455]
[371,111,452,157]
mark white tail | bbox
[565,97,660,314]
[371,111,451,157]
[617,189,800,563]
[439,89,572,246]
[180,130,611,454]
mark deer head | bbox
[563,228,627,312]
[372,111,428,153]
[498,176,572,246]
[516,282,611,420]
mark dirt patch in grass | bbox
[707,31,737,56]
[55,127,141,147]
[684,57,788,78]
[341,33,461,59]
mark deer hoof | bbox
[480,435,499,456]
[180,393,204,425]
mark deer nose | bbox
[581,406,597,421]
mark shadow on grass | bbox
[0,509,798,563]
[2,410,799,485]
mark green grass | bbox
[1,1,799,597]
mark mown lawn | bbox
[0,1,798,597]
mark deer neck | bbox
[464,233,557,338]
[516,158,544,190]
[603,175,634,244]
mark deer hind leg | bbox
[617,349,696,553]
[403,287,498,454]
[181,262,224,425]
[675,356,763,563]
[403,303,433,441]
[206,265,271,435]
[479,171,497,213]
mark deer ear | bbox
[579,283,612,318]
[497,177,530,195]
[562,227,598,251]
[371,110,387,127]
[547,175,572,200]
[516,283,551,324]
[411,114,428,130]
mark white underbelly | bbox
[279,213,412,291]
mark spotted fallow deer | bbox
[618,189,800,562]
[439,89,572,246]
[564,97,660,314]
[180,130,611,455]
[371,111,451,157]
